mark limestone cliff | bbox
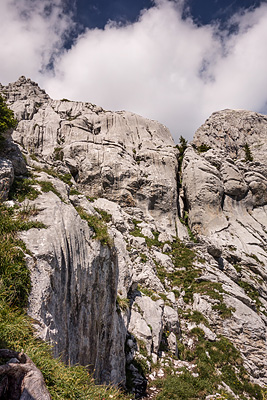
[0,78,267,400]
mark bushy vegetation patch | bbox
[94,207,112,223]
[175,136,188,172]
[180,310,210,327]
[197,144,211,153]
[34,166,73,187]
[0,95,17,136]
[76,206,113,247]
[116,296,130,312]
[9,176,40,202]
[238,280,261,312]
[39,180,63,200]
[155,333,265,400]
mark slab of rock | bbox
[20,191,126,385]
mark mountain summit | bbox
[0,77,266,399]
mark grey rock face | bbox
[2,77,180,235]
[193,109,267,164]
[20,190,125,384]
[182,111,267,269]
[180,109,267,385]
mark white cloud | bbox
[0,0,72,84]
[1,0,267,141]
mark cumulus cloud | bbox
[1,0,267,141]
[0,0,73,84]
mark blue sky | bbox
[70,0,263,28]
[1,0,267,141]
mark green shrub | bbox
[9,177,40,202]
[197,144,211,153]
[176,136,188,172]
[0,95,17,136]
[39,180,63,201]
[69,188,81,196]
[116,296,129,311]
[140,253,148,263]
[0,204,45,308]
[155,334,265,400]
[76,206,113,247]
[244,143,253,162]
[53,147,64,161]
[0,304,129,400]
[94,207,112,223]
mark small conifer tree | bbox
[244,143,253,162]
[176,135,188,171]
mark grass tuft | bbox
[76,206,113,247]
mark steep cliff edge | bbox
[0,78,267,400]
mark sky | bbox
[1,0,267,142]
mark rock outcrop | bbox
[0,78,267,399]
[4,76,181,236]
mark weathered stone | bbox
[3,77,180,236]
[20,191,126,385]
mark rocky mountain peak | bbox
[193,109,267,164]
[1,75,50,104]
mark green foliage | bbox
[39,180,63,201]
[116,296,129,311]
[170,239,196,270]
[181,310,210,327]
[8,176,40,202]
[248,253,264,265]
[69,188,81,196]
[0,204,45,308]
[53,147,64,161]
[244,143,253,162]
[238,280,261,311]
[59,173,73,186]
[34,166,73,186]
[76,206,113,247]
[133,356,150,376]
[129,220,163,249]
[144,230,162,248]
[176,136,188,171]
[179,212,197,243]
[140,253,148,263]
[94,207,112,223]
[155,240,199,302]
[157,241,235,317]
[129,219,143,238]
[136,338,149,358]
[0,304,129,400]
[197,144,211,153]
[0,95,17,135]
[30,153,39,161]
[212,303,235,319]
[155,335,265,400]
[138,286,160,301]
